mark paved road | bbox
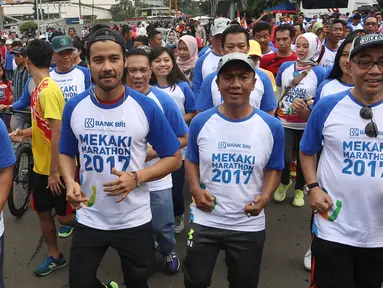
[4,185,312,288]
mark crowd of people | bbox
[0,6,382,288]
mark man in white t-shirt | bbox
[59,28,182,288]
[184,52,284,287]
[192,17,230,101]
[348,14,364,31]
[125,48,188,274]
[300,33,383,288]
[319,20,344,69]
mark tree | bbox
[19,21,38,34]
[200,0,210,16]
[110,0,136,21]
[246,0,286,17]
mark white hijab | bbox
[296,33,322,66]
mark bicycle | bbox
[0,108,33,218]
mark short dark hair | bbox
[73,41,83,51]
[221,25,250,49]
[134,35,149,46]
[149,47,187,90]
[0,38,5,44]
[26,40,52,69]
[252,22,271,38]
[330,19,346,28]
[148,30,161,41]
[126,48,150,61]
[267,15,276,22]
[275,24,295,39]
[121,25,131,36]
[364,16,378,23]
[11,40,22,48]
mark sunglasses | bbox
[360,106,378,138]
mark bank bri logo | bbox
[218,142,226,149]
[349,128,359,137]
[85,118,95,128]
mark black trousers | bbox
[281,127,305,190]
[183,223,265,288]
[311,236,383,288]
[69,222,155,288]
[172,161,185,217]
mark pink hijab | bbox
[176,35,198,73]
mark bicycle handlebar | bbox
[0,108,31,115]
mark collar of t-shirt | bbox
[96,92,125,105]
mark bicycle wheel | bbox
[8,144,33,218]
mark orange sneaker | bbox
[290,161,297,179]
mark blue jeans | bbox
[150,188,176,256]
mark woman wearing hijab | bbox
[274,32,326,207]
[176,35,198,83]
[166,29,178,49]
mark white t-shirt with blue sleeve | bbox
[0,119,16,236]
[276,62,326,130]
[145,87,188,191]
[319,46,337,70]
[196,69,277,112]
[314,79,353,106]
[187,107,284,232]
[59,85,180,231]
[155,81,196,160]
[300,90,383,248]
[192,51,222,101]
[50,65,91,101]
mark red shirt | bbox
[0,80,12,105]
[260,52,297,77]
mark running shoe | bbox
[290,161,297,179]
[34,254,67,276]
[164,250,180,274]
[304,248,312,271]
[293,189,305,207]
[174,214,185,235]
[58,225,73,238]
[103,281,119,288]
[274,180,292,202]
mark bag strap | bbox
[317,45,326,65]
[275,68,312,117]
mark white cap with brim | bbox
[217,52,256,75]
[5,40,12,45]
[211,17,231,36]
[39,35,46,39]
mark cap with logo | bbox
[349,33,383,60]
[87,28,126,56]
[217,52,256,75]
[212,17,231,36]
[248,40,262,57]
[11,47,27,55]
[51,35,75,52]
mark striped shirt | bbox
[13,66,29,103]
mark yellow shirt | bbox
[31,77,65,175]
[259,67,277,92]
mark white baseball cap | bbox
[39,34,46,39]
[211,17,231,36]
[5,39,12,45]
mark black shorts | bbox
[31,171,69,216]
[311,236,383,288]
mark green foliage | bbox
[110,0,136,21]
[246,0,288,17]
[19,21,38,34]
[200,0,210,16]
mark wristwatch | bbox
[304,183,320,196]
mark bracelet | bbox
[132,171,140,188]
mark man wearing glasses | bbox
[363,16,379,34]
[300,34,383,288]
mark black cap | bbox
[11,47,27,55]
[87,28,126,56]
[353,13,362,19]
[350,33,383,59]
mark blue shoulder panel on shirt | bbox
[256,68,277,112]
[186,107,218,164]
[276,61,294,87]
[59,89,90,157]
[178,81,196,113]
[129,87,180,158]
[12,77,33,110]
[75,65,91,89]
[314,79,332,106]
[300,90,349,155]
[0,119,16,169]
[254,109,285,170]
[312,65,327,86]
[192,53,208,101]
[196,71,217,112]
[149,87,188,137]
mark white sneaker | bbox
[304,248,312,271]
[174,214,184,235]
